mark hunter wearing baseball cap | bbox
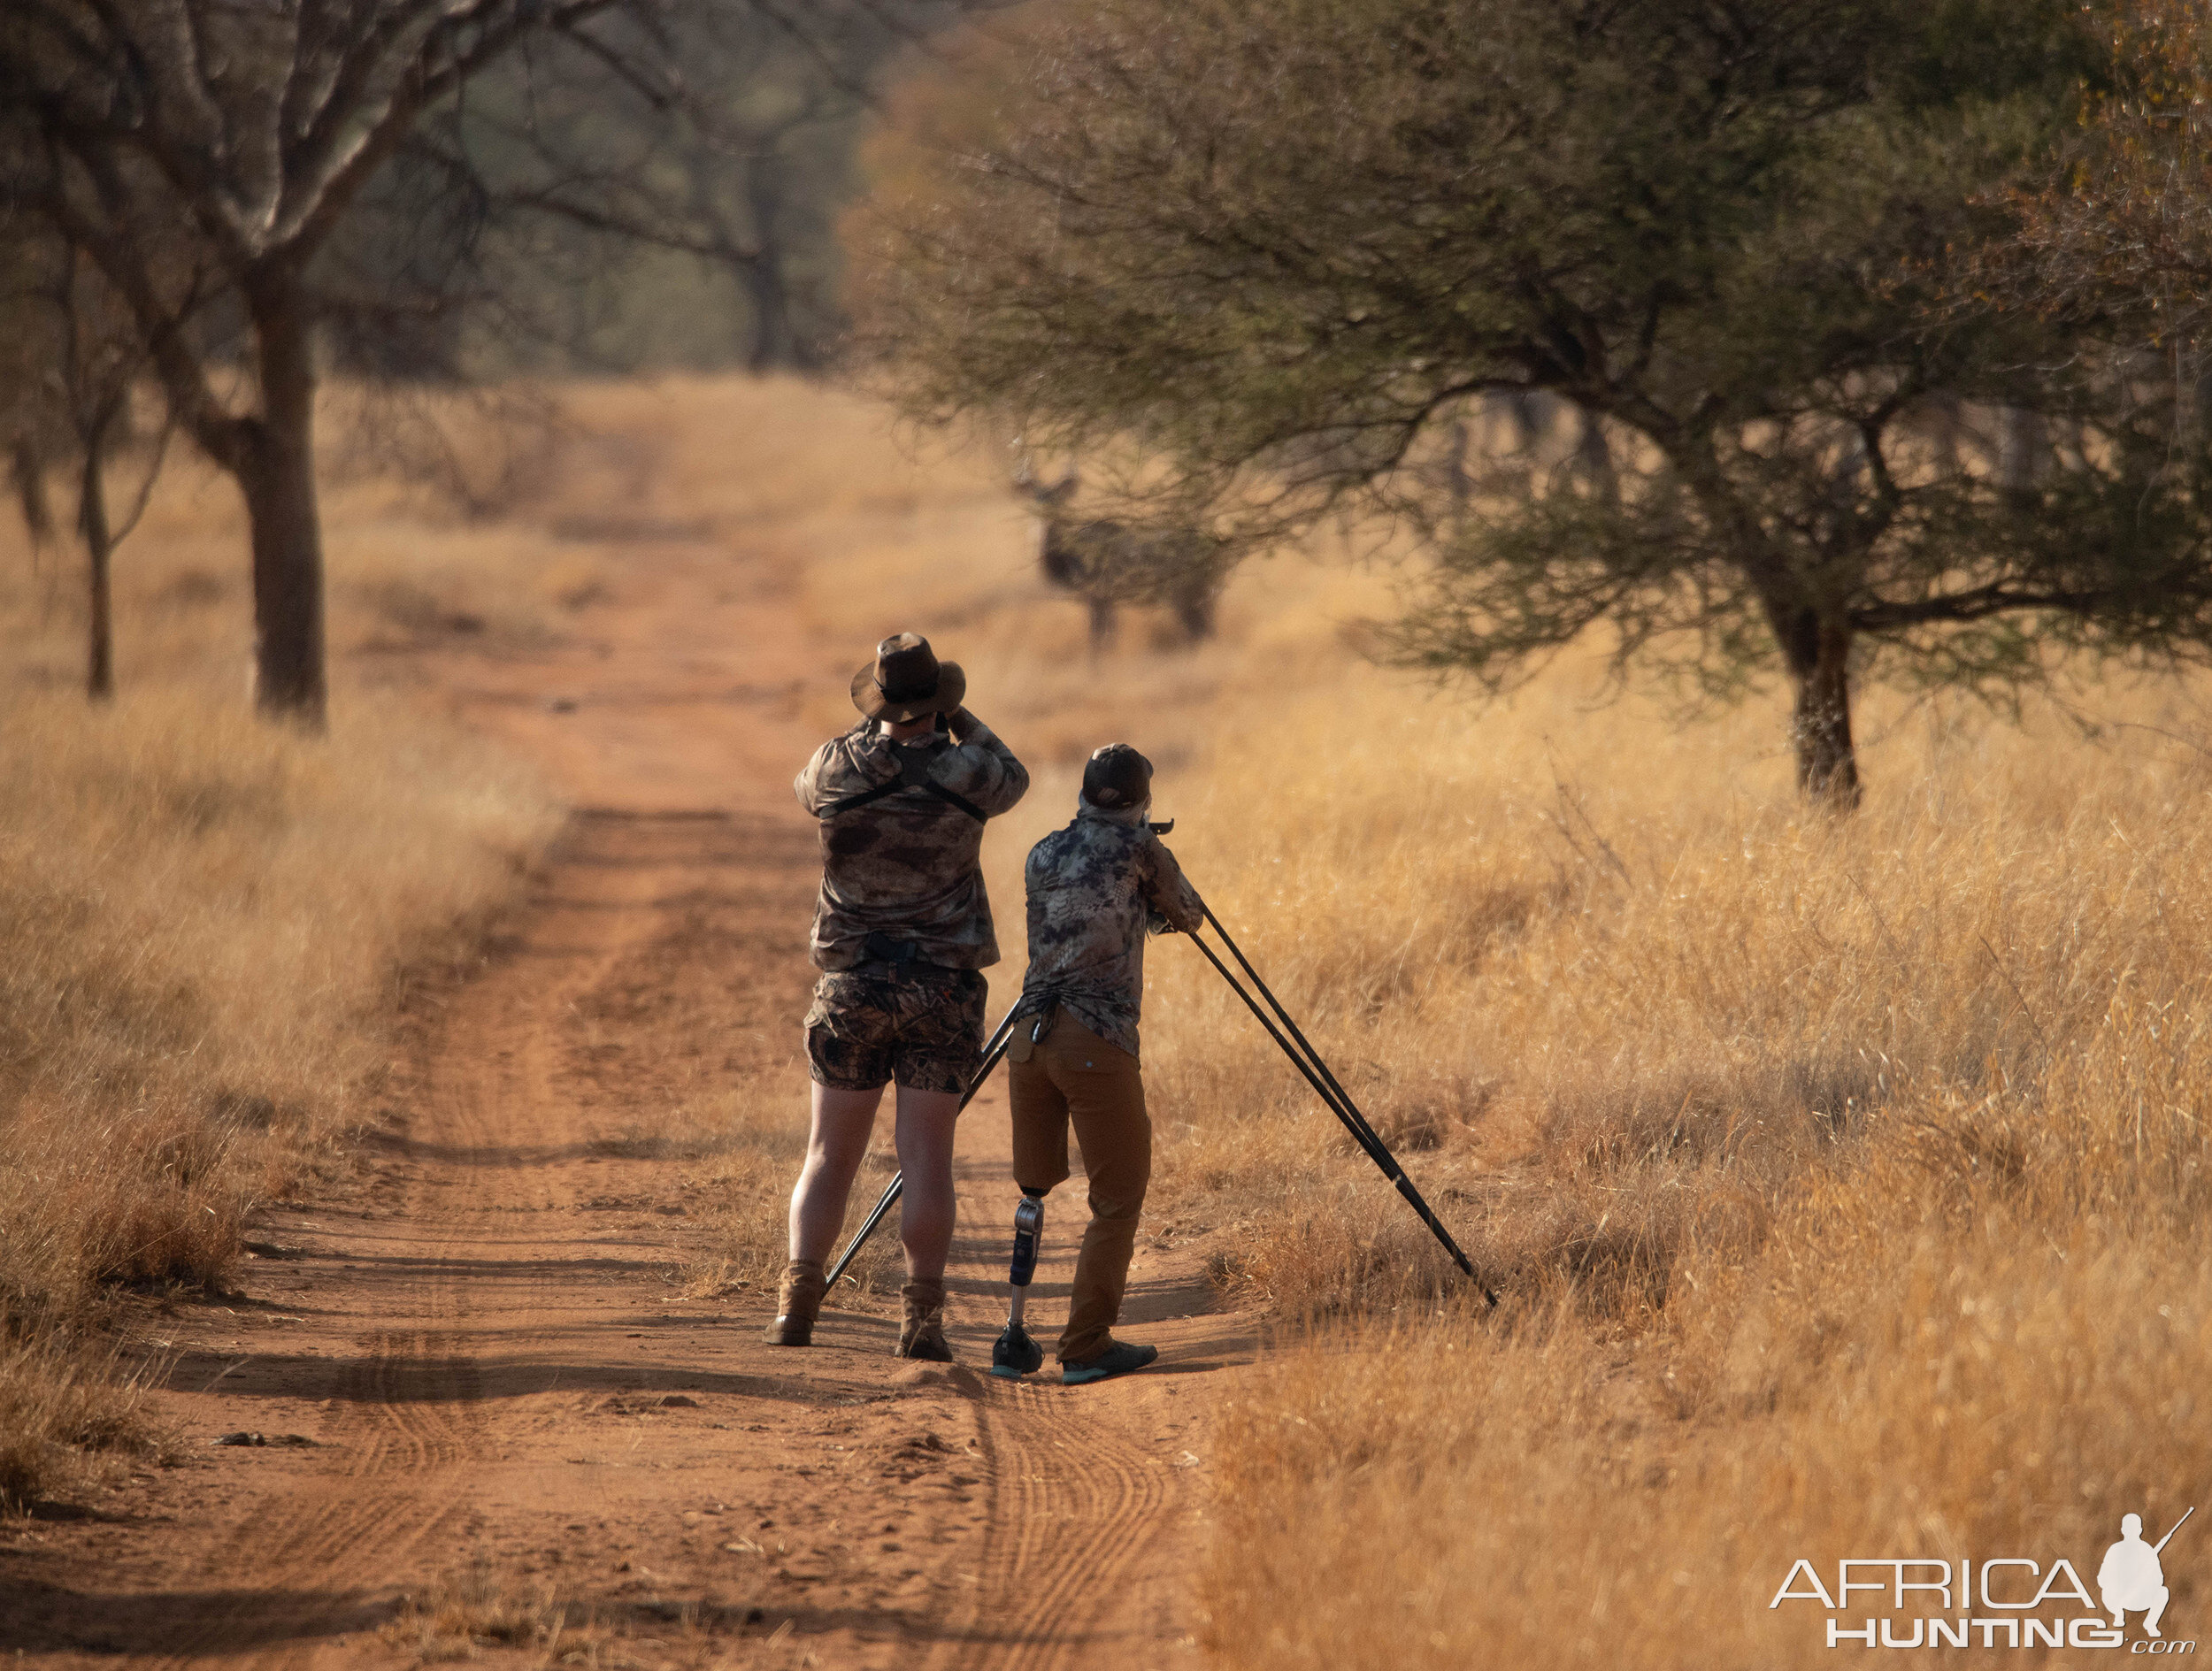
[994,741,1203,1384]
[769,632,1029,1358]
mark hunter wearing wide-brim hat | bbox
[769,632,1029,1358]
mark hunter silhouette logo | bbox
[2103,1510,2194,1641]
[1770,1506,2197,1652]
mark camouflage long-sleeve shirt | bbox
[1019,803,1204,1059]
[795,717,1029,971]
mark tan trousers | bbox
[1008,1009,1151,1364]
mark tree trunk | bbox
[241,272,327,728]
[1998,406,2046,495]
[1087,594,1118,657]
[1443,414,1473,533]
[80,400,116,702]
[1778,605,1860,807]
[1921,393,1963,473]
[1574,409,1618,503]
[11,436,54,552]
[742,255,795,374]
[1171,580,1216,643]
[1492,390,1544,452]
[741,157,797,372]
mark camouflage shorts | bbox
[803,965,987,1095]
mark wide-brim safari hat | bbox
[850,632,966,723]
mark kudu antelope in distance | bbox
[1012,463,1228,655]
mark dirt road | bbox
[3,527,1248,1667]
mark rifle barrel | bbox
[2154,1506,2195,1556]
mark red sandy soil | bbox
[1,523,1252,1667]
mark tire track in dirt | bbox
[964,1384,1173,1671]
[131,1031,495,1668]
[8,531,1249,1670]
[925,1134,1241,1670]
[134,1301,480,1660]
[119,811,743,1670]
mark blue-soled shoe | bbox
[1060,1340,1158,1385]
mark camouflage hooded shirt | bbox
[795,717,1029,971]
[1019,802,1205,1059]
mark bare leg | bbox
[892,1085,963,1282]
[787,1082,886,1264]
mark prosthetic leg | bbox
[989,1193,1048,1379]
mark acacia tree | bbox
[0,0,936,725]
[637,3,926,372]
[0,211,178,697]
[0,0,664,723]
[856,0,2212,803]
[37,247,175,701]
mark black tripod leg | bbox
[824,1008,1018,1287]
[1203,908,1392,1154]
[1201,914,1481,1261]
[1391,1176,1491,1301]
[826,1174,903,1288]
[1187,934,1389,1169]
[1190,928,1494,1304]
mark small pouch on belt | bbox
[861,931,922,966]
[1008,1000,1056,1063]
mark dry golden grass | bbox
[0,415,560,1511]
[764,380,2212,1663]
[380,1552,743,1667]
[14,373,2210,1657]
[0,1332,178,1513]
[1177,679,2212,1666]
[381,1559,569,1662]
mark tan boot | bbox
[895,1278,952,1361]
[764,1260,826,1346]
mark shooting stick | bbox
[1187,912,1494,1304]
